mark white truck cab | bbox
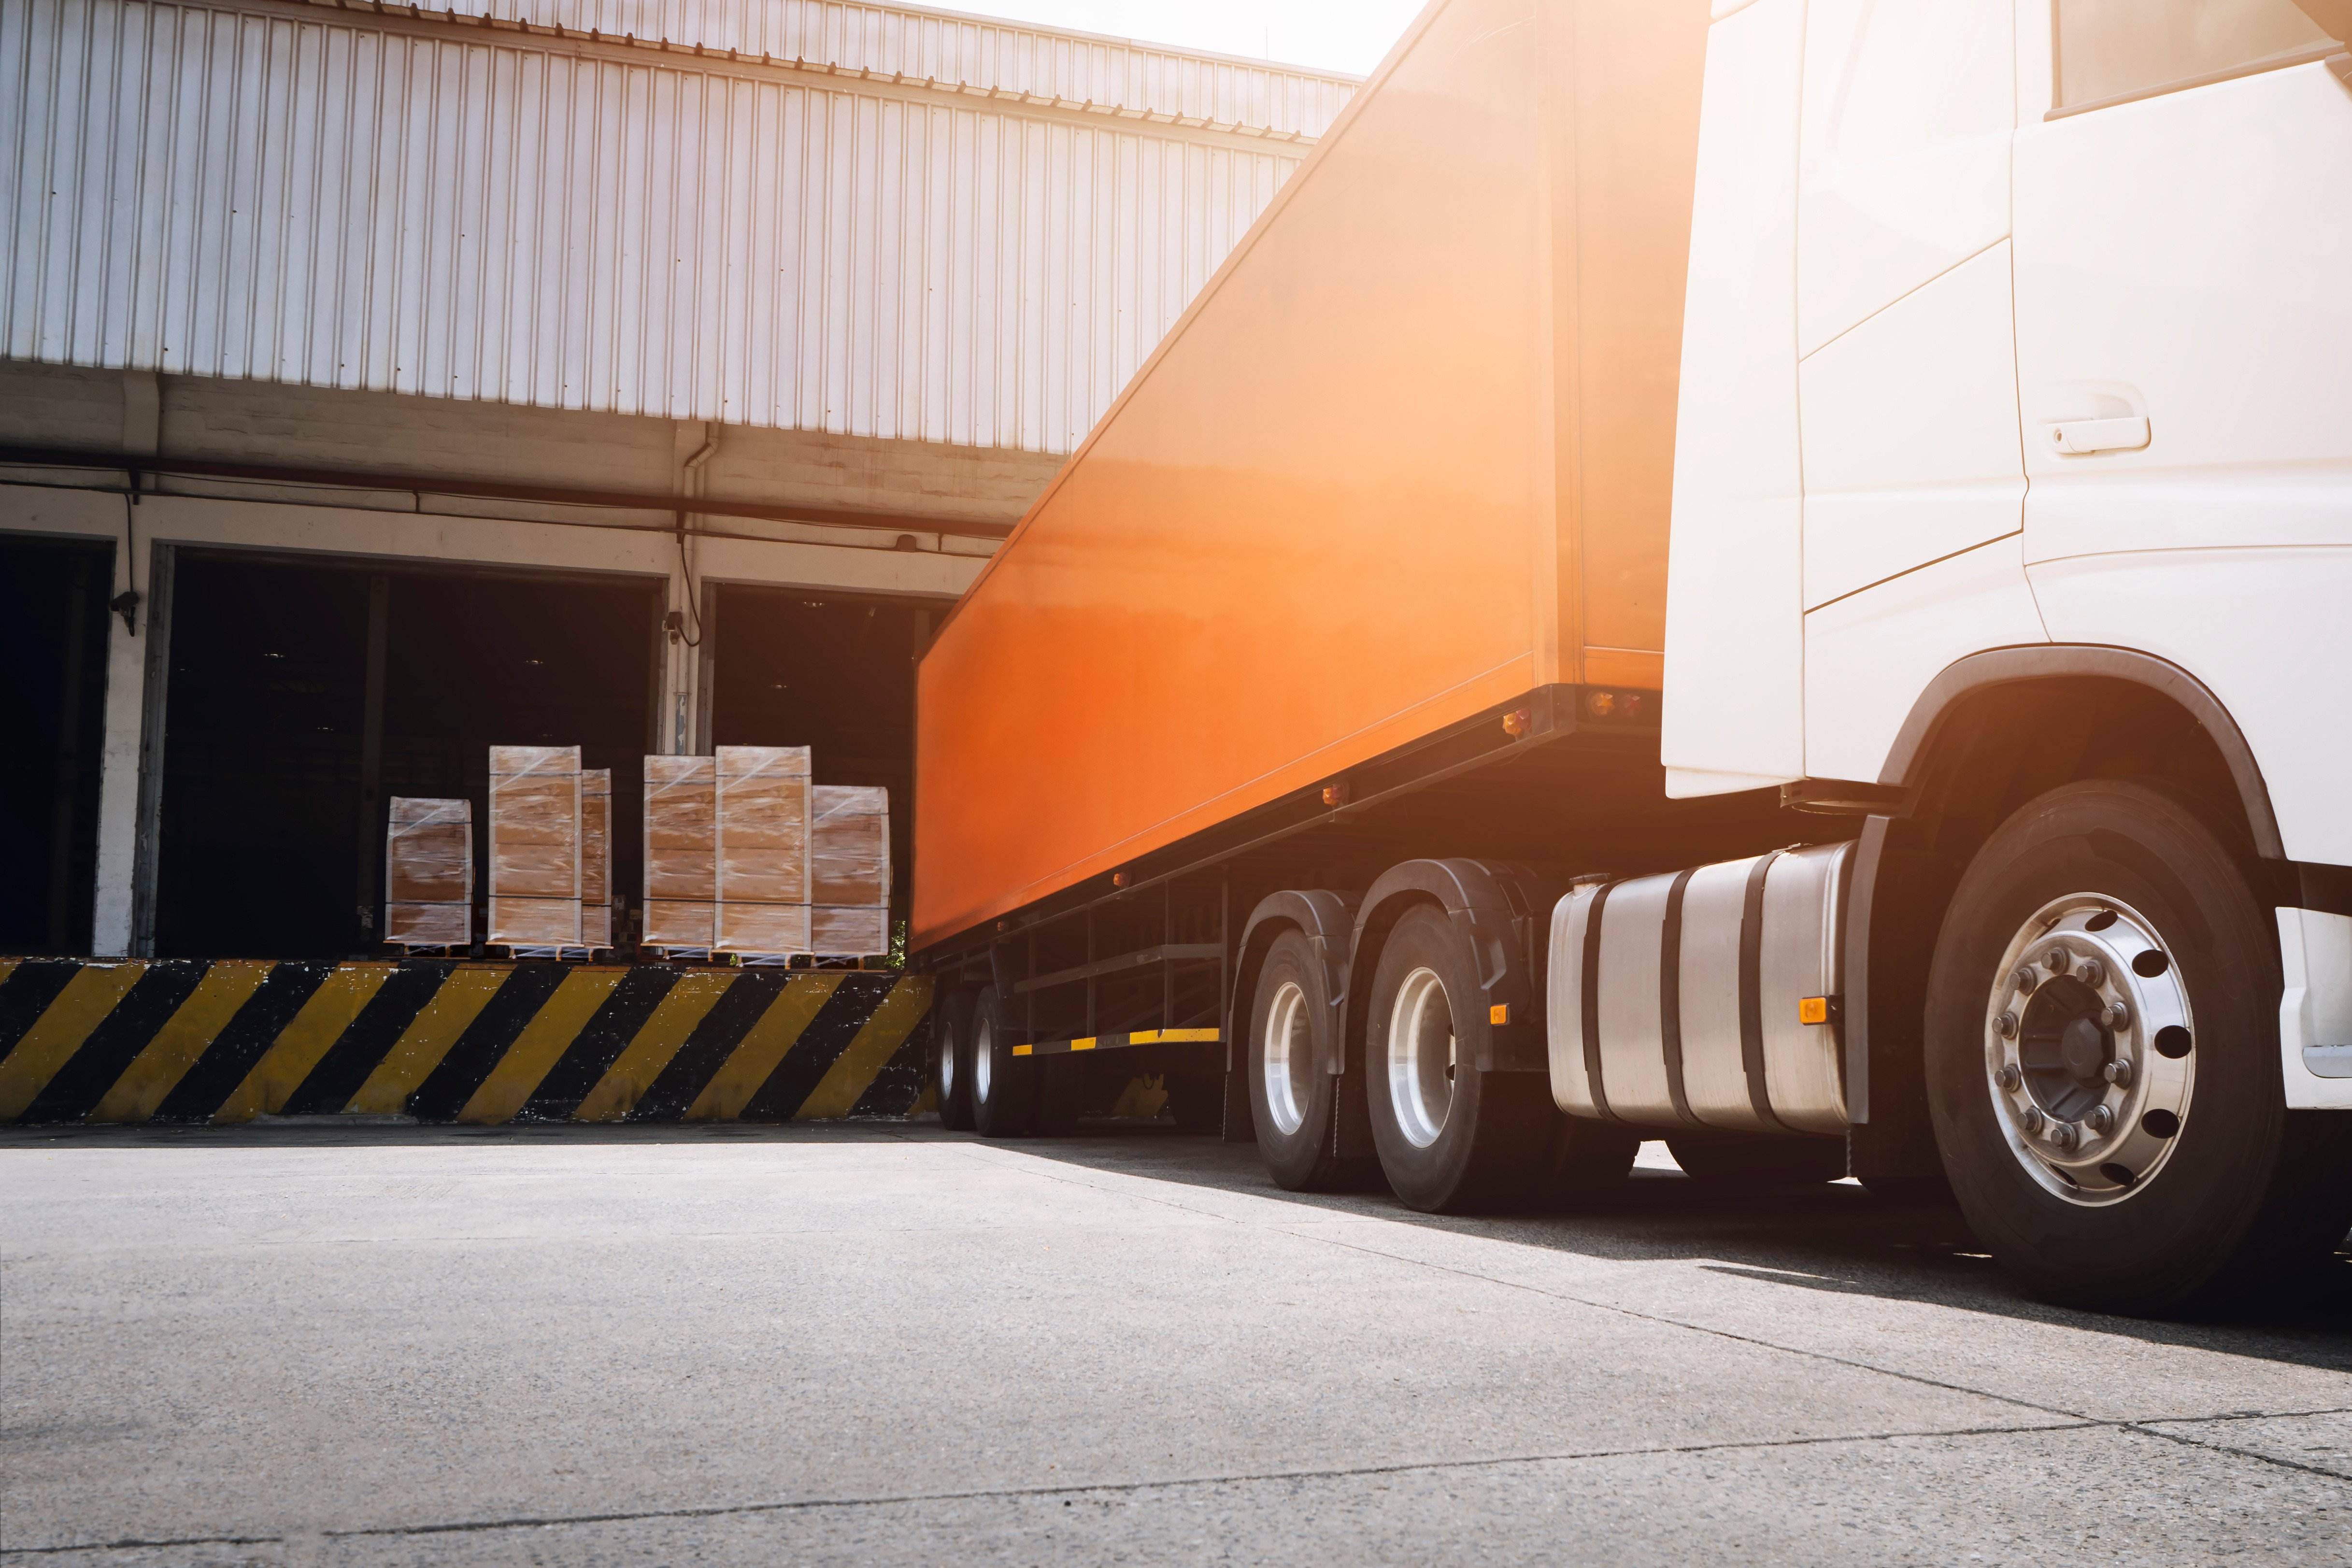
[1645,0,2352,1310]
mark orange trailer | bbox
[913,0,1758,1138]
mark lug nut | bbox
[2023,1106,2045,1133]
[1995,1011,2019,1040]
[2077,958,2106,987]
[2102,1000,2130,1030]
[2045,946,2070,971]
[2052,1122,2078,1151]
[2087,1104,2114,1133]
[2103,1058,2133,1087]
[2013,967,2039,994]
[1996,1063,2022,1092]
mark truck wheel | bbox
[1248,929,1365,1189]
[933,989,976,1131]
[969,987,1037,1139]
[1925,779,2352,1314]
[1666,1131,1847,1186]
[1364,904,1552,1212]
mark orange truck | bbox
[914,0,2352,1312]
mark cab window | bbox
[2055,0,2345,113]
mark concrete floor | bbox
[3,1123,2350,1566]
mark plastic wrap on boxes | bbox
[714,746,811,955]
[489,744,582,948]
[809,905,890,957]
[811,785,890,906]
[582,768,613,950]
[385,796,472,947]
[642,754,716,949]
[716,899,813,956]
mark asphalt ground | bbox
[4,1122,2350,1566]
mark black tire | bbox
[1363,904,1554,1212]
[933,988,976,1131]
[1164,1073,1223,1132]
[1247,929,1369,1190]
[969,987,1037,1139]
[1666,1131,1848,1185]
[1925,779,2352,1314]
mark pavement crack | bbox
[314,1417,2121,1541]
[0,1533,285,1557]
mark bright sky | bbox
[949,0,1429,75]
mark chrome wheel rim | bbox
[939,1019,959,1104]
[1983,894,2194,1206]
[1386,966,1454,1149]
[1262,980,1311,1136]
[974,1014,994,1104]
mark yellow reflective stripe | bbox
[796,976,934,1121]
[0,963,147,1121]
[685,973,846,1121]
[88,961,275,1124]
[344,968,509,1115]
[214,964,396,1122]
[1012,1043,1033,1057]
[572,971,736,1123]
[1069,1037,1098,1052]
[455,969,626,1125]
[1132,1028,1220,1044]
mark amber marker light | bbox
[1489,1003,1510,1026]
[1322,782,1351,807]
[1112,870,1130,889]
[1798,996,1832,1025]
[1502,708,1532,737]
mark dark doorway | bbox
[708,585,945,930]
[155,553,660,958]
[0,534,114,955]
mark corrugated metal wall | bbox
[0,0,1356,454]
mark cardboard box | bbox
[489,744,582,947]
[715,746,811,955]
[385,796,472,947]
[811,784,890,955]
[643,754,716,949]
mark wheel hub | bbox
[1386,966,1454,1149]
[1262,979,1311,1137]
[1984,896,2194,1205]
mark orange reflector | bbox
[1502,708,1532,736]
[1489,1003,1510,1026]
[1321,782,1350,807]
[1798,996,1831,1026]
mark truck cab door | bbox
[2011,0,2352,863]
[1793,0,2048,784]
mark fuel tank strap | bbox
[1659,868,1701,1127]
[1580,880,1616,1122]
[1738,851,1792,1132]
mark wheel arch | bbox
[1848,644,2287,1188]
[1232,889,1359,1083]
[1346,860,1550,1076]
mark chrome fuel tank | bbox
[1547,842,1852,1135]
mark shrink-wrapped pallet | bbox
[811,785,891,955]
[384,797,472,948]
[488,744,582,947]
[715,745,811,956]
[581,768,613,951]
[642,754,717,949]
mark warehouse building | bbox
[0,0,1355,959]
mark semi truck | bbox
[909,0,2352,1314]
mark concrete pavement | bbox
[3,1122,2348,1564]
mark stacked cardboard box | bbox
[811,785,891,956]
[488,745,582,948]
[581,768,613,951]
[642,754,717,952]
[384,797,472,948]
[714,745,812,957]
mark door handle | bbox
[2046,416,2150,455]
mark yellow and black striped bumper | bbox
[0,958,932,1126]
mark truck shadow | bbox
[1000,1120,2352,1370]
